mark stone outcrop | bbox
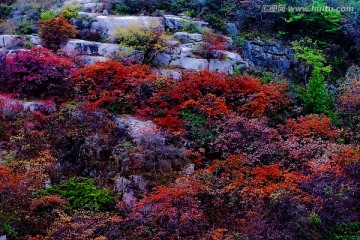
[153,33,249,74]
[92,15,165,37]
[0,34,41,49]
[243,39,294,72]
[164,15,209,31]
[61,39,144,63]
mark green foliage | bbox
[116,23,167,63]
[180,109,207,140]
[292,38,335,118]
[291,38,331,74]
[331,222,360,240]
[114,3,131,15]
[0,5,12,20]
[180,20,204,34]
[60,4,79,19]
[40,10,55,21]
[285,0,342,40]
[18,19,34,34]
[309,212,321,225]
[36,178,115,212]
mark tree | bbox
[40,17,78,51]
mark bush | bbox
[40,10,55,21]
[36,178,115,212]
[2,48,74,99]
[40,16,78,51]
[196,29,228,59]
[0,4,13,20]
[285,1,342,40]
[292,39,334,117]
[60,4,79,19]
[71,60,156,112]
[116,23,167,63]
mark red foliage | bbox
[72,61,156,113]
[0,164,22,193]
[198,30,228,59]
[281,114,338,140]
[40,17,78,50]
[2,48,73,99]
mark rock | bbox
[92,16,165,39]
[226,23,240,35]
[62,39,121,57]
[189,33,203,42]
[61,39,144,64]
[164,15,209,31]
[173,32,190,43]
[114,175,146,192]
[0,34,42,49]
[243,39,294,73]
[183,164,195,176]
[153,68,182,79]
[0,35,19,48]
[0,95,56,113]
[180,57,209,71]
[173,32,203,43]
[115,176,131,192]
[77,55,110,64]
[209,59,234,75]
[114,115,160,146]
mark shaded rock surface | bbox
[243,39,294,73]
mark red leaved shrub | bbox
[1,48,74,99]
[40,17,78,51]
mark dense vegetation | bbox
[0,0,359,239]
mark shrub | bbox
[71,60,156,112]
[40,10,55,21]
[285,0,342,40]
[2,47,74,99]
[40,16,78,51]
[0,4,12,20]
[36,178,115,212]
[116,23,167,63]
[196,29,228,59]
[292,39,334,117]
[60,4,79,19]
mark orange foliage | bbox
[40,17,78,50]
[281,114,338,140]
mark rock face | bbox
[164,15,209,31]
[153,33,249,75]
[92,16,165,39]
[0,95,56,113]
[243,39,294,73]
[61,39,144,64]
[0,34,41,49]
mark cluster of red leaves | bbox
[71,60,156,113]
[197,30,229,59]
[1,48,73,99]
[40,17,78,51]
[142,70,289,131]
[281,114,338,140]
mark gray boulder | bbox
[91,16,165,39]
[243,39,294,73]
[164,15,209,31]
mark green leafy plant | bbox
[40,10,55,21]
[60,4,79,19]
[292,38,335,118]
[285,0,342,40]
[331,222,360,240]
[116,23,167,63]
[36,178,115,212]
